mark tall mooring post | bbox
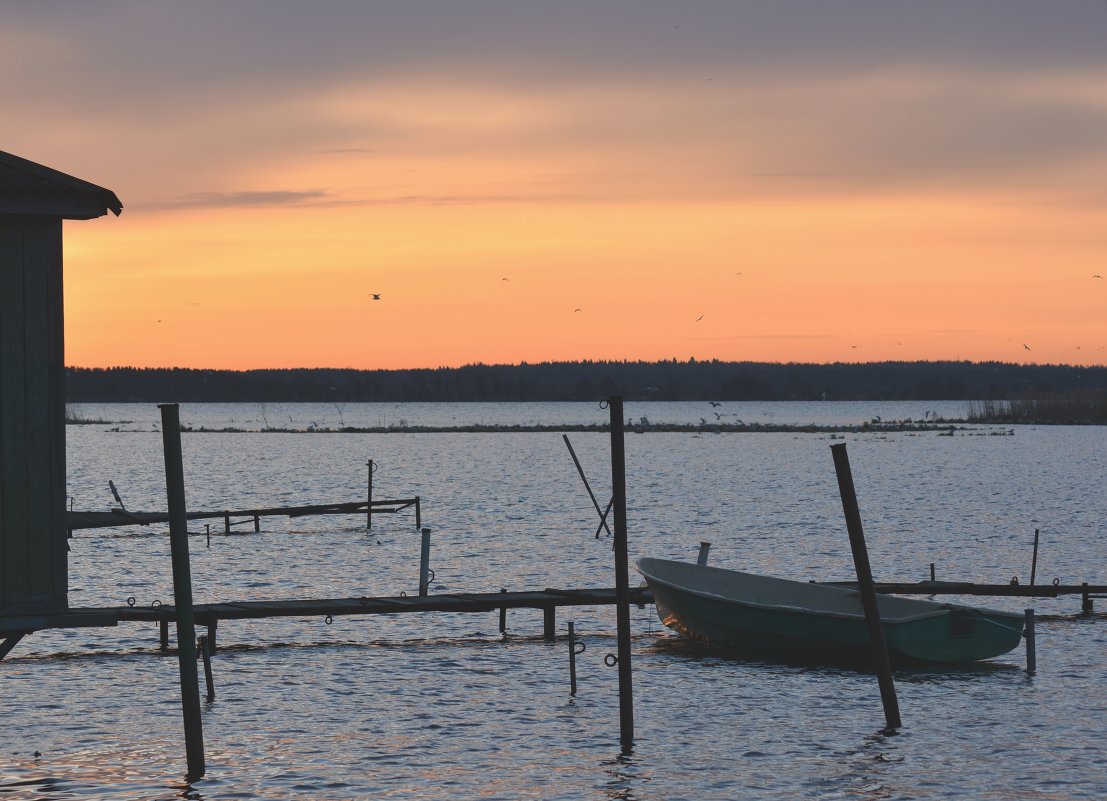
[608,396,634,748]
[159,403,206,778]
[830,443,902,731]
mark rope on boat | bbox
[967,610,1024,634]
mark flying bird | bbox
[1023,343,1031,351]
[696,315,704,322]
[1094,274,1103,279]
[501,277,509,282]
[370,293,381,300]
[709,401,721,407]
[574,308,582,312]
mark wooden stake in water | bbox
[608,396,634,748]
[1030,529,1040,586]
[697,542,711,566]
[159,403,206,778]
[366,459,374,530]
[568,622,586,696]
[418,527,432,597]
[198,635,216,701]
[1024,609,1036,675]
[830,443,902,731]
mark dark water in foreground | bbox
[2,403,1105,799]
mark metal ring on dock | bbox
[151,599,162,607]
[324,615,333,625]
[1053,578,1061,586]
[604,653,618,667]
[1010,576,1019,585]
[359,596,369,606]
[575,642,587,656]
[126,596,135,607]
[400,591,407,598]
[428,569,436,583]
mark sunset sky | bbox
[4,1,1106,369]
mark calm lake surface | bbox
[3,402,1105,799]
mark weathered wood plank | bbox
[45,222,66,609]
[23,220,54,602]
[0,220,30,606]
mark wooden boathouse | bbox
[0,150,121,618]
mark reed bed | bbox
[967,391,1107,424]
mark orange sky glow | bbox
[6,4,1106,369]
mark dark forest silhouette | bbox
[65,360,1107,403]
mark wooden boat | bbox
[636,558,1025,664]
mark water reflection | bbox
[600,748,644,801]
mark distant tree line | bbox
[63,360,1107,403]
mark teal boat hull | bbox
[638,558,1025,664]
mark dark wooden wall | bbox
[0,216,67,615]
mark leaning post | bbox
[159,403,206,778]
[830,442,902,731]
[608,396,634,748]
[366,459,374,530]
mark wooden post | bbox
[253,515,260,533]
[366,459,374,530]
[568,621,582,696]
[415,496,421,529]
[609,396,634,748]
[1081,582,1093,615]
[930,562,935,582]
[563,434,613,538]
[207,620,218,653]
[1030,529,1040,586]
[159,403,206,778]
[499,588,507,635]
[1024,609,1036,675]
[830,443,902,731]
[543,606,556,641]
[198,635,215,701]
[418,527,431,597]
[223,513,230,535]
[697,542,711,566]
[160,619,170,651]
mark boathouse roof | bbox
[0,149,122,219]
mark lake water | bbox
[3,402,1105,799]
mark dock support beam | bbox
[609,396,634,749]
[697,542,711,566]
[160,403,206,779]
[419,527,432,597]
[543,606,556,641]
[198,635,215,701]
[1024,609,1036,674]
[830,443,901,732]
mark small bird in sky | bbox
[370,293,381,300]
[1023,343,1032,351]
[1094,274,1103,279]
[709,401,721,407]
[574,308,582,312]
[501,277,509,282]
[696,315,704,322]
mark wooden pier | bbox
[65,497,421,536]
[1,587,653,646]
